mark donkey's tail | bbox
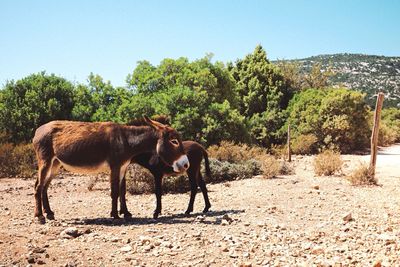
[203,149,212,179]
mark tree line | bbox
[1,45,399,152]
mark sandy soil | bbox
[0,144,399,266]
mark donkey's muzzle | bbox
[172,155,190,172]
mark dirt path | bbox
[0,145,399,266]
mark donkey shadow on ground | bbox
[68,209,245,226]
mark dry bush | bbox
[291,134,318,155]
[206,158,261,182]
[270,144,288,160]
[0,143,16,177]
[207,141,268,163]
[126,164,154,194]
[313,150,343,176]
[0,143,36,178]
[279,160,295,175]
[13,143,37,177]
[378,124,397,146]
[259,155,281,179]
[348,163,377,186]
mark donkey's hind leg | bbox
[119,163,132,219]
[34,160,52,224]
[42,159,60,220]
[185,169,198,215]
[197,172,211,213]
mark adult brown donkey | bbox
[32,117,189,224]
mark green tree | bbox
[229,45,292,146]
[0,72,75,143]
[73,73,132,122]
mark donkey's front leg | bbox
[110,167,120,219]
[153,174,163,219]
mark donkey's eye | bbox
[170,139,179,146]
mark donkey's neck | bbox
[124,126,159,155]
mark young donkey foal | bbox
[32,117,189,224]
[131,141,212,219]
[126,117,211,219]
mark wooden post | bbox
[287,124,291,162]
[369,92,384,177]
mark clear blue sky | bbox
[1,0,399,87]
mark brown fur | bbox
[32,117,186,223]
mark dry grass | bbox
[207,141,268,163]
[348,163,377,186]
[313,150,343,176]
[0,143,36,178]
[260,155,281,179]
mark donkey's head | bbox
[143,116,189,172]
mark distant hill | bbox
[280,53,400,108]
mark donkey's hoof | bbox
[153,212,160,219]
[46,213,55,220]
[35,215,46,224]
[123,212,132,220]
[184,209,192,215]
[110,212,120,220]
[203,206,211,213]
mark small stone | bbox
[27,256,35,264]
[196,215,205,222]
[221,219,229,226]
[343,213,353,222]
[143,245,154,252]
[36,259,46,265]
[161,241,173,248]
[373,261,381,267]
[32,247,46,254]
[120,245,132,252]
[312,185,320,190]
[240,263,252,267]
[229,251,239,258]
[222,214,233,222]
[311,246,324,255]
[110,237,120,242]
[60,227,80,238]
[139,236,151,245]
[221,244,229,252]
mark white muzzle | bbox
[172,155,190,172]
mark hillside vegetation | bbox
[281,54,400,108]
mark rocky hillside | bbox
[287,54,400,107]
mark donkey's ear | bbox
[143,115,166,131]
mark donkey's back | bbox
[33,120,123,171]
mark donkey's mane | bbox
[127,115,170,126]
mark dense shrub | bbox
[348,163,377,186]
[0,143,36,177]
[206,158,262,182]
[291,134,318,155]
[379,108,400,146]
[313,150,343,176]
[378,123,398,146]
[207,141,268,163]
[286,88,370,153]
[0,72,75,143]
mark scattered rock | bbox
[343,213,353,223]
[60,227,80,239]
[120,245,132,252]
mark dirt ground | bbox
[0,144,399,267]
